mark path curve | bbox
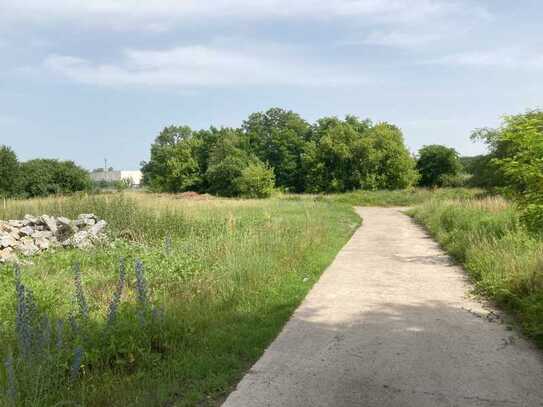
[223,207,543,407]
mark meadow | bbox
[0,192,359,406]
[2,188,543,406]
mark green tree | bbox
[141,126,202,192]
[0,145,20,196]
[489,110,543,230]
[416,145,462,187]
[236,162,275,198]
[19,159,91,197]
[302,117,416,192]
[205,131,259,197]
[242,108,309,192]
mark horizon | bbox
[1,0,541,169]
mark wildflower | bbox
[56,319,64,352]
[135,259,148,326]
[4,351,17,402]
[106,257,126,328]
[69,346,84,383]
[73,262,89,320]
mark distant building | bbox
[90,170,143,187]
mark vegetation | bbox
[0,192,359,406]
[474,110,543,231]
[416,144,462,187]
[141,108,418,196]
[0,146,92,198]
[410,196,543,347]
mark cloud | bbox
[1,0,488,29]
[429,48,543,70]
[43,46,367,87]
[360,30,441,47]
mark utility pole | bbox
[104,158,108,172]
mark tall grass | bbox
[0,193,359,405]
[288,188,483,207]
[411,197,543,346]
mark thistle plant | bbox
[73,263,89,321]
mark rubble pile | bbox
[0,214,107,263]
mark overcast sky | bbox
[1,0,541,170]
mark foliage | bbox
[416,144,462,187]
[242,108,309,192]
[141,126,201,193]
[236,162,275,198]
[0,192,359,405]
[141,108,418,196]
[0,146,20,197]
[473,110,543,230]
[1,260,163,406]
[460,155,502,188]
[410,196,543,347]
[18,159,92,198]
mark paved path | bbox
[223,207,543,407]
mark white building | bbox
[90,170,143,187]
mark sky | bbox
[0,0,541,170]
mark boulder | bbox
[31,230,53,240]
[15,238,39,256]
[0,235,17,248]
[0,247,17,263]
[34,237,50,250]
[65,231,92,249]
[40,215,58,234]
[89,220,107,236]
[19,226,35,236]
[8,220,24,228]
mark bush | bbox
[236,162,275,198]
[474,110,543,231]
[416,145,462,187]
[19,159,92,197]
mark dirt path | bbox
[222,207,543,407]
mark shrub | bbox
[416,145,462,187]
[19,159,92,197]
[236,162,275,198]
[474,109,543,231]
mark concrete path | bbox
[222,207,543,407]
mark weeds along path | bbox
[223,207,543,407]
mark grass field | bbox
[410,197,543,347]
[0,193,360,406]
[2,187,543,405]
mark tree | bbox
[487,110,543,230]
[205,131,262,197]
[141,126,202,192]
[416,145,462,187]
[302,117,417,192]
[242,108,309,192]
[236,162,275,198]
[19,159,91,197]
[0,145,20,196]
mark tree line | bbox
[141,108,419,197]
[0,147,91,198]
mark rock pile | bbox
[0,214,107,263]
